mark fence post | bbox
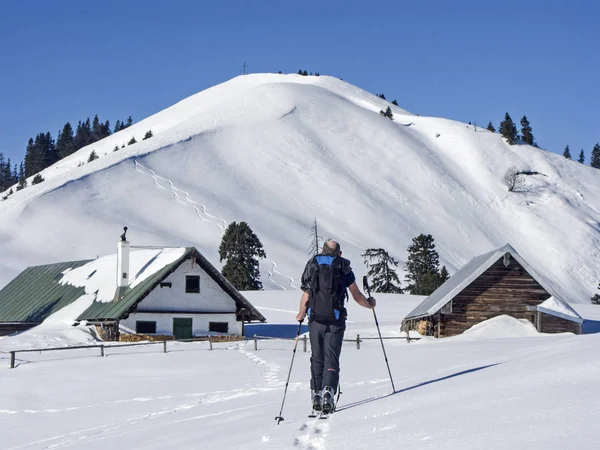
[254,334,258,351]
[303,335,307,353]
[356,334,360,350]
[209,336,213,351]
[163,341,167,353]
[10,351,15,369]
[100,345,105,357]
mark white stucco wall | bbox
[136,259,236,313]
[121,312,242,336]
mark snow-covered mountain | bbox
[1,74,599,301]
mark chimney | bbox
[117,227,130,288]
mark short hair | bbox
[322,240,341,256]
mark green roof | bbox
[78,247,266,322]
[0,260,92,323]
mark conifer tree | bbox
[17,163,26,191]
[143,130,153,140]
[32,174,44,185]
[391,100,398,106]
[499,113,518,145]
[377,93,386,100]
[126,116,133,127]
[404,234,445,295]
[87,150,98,162]
[362,248,403,293]
[379,106,393,120]
[591,282,600,304]
[57,122,76,158]
[219,221,266,290]
[578,149,585,164]
[128,137,137,145]
[114,120,122,133]
[520,115,534,145]
[591,142,600,169]
[487,121,496,132]
[302,70,308,76]
[563,145,571,159]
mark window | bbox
[209,322,229,333]
[160,282,172,288]
[185,275,200,293]
[136,321,156,334]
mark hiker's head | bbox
[322,240,341,256]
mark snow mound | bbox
[459,315,541,339]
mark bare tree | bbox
[502,166,525,192]
[307,218,322,256]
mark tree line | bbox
[0,114,133,194]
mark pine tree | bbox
[17,163,26,191]
[219,221,266,290]
[377,93,386,100]
[520,115,534,145]
[143,130,153,140]
[379,106,393,120]
[128,137,137,145]
[56,122,76,158]
[391,100,398,106]
[362,248,403,293]
[592,282,600,304]
[87,150,98,162]
[499,113,518,145]
[563,145,571,159]
[92,115,102,141]
[591,142,600,169]
[298,69,303,75]
[487,121,496,132]
[308,218,322,256]
[578,149,585,164]
[32,174,44,185]
[404,234,443,295]
[126,116,133,127]
[114,120,122,133]
[302,70,308,76]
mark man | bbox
[296,240,376,414]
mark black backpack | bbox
[307,256,347,323]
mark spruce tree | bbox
[391,100,398,106]
[32,174,44,185]
[379,106,393,120]
[487,121,496,132]
[219,221,266,290]
[57,122,76,158]
[404,234,442,295]
[578,149,585,164]
[143,130,153,140]
[128,137,137,145]
[499,113,518,145]
[519,115,534,145]
[563,145,571,159]
[377,93,386,100]
[591,283,600,304]
[114,120,122,133]
[126,116,133,127]
[591,142,600,169]
[17,163,26,191]
[302,70,308,76]
[87,150,98,162]
[362,248,403,293]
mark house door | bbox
[173,318,193,340]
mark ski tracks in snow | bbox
[294,417,330,450]
[133,158,298,290]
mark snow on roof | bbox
[404,244,583,322]
[53,247,186,324]
[537,297,584,324]
[59,247,186,303]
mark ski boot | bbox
[311,389,322,412]
[321,386,336,414]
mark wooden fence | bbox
[5,333,420,369]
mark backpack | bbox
[306,255,347,323]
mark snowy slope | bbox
[1,74,599,301]
[1,292,599,450]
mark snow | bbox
[538,296,583,322]
[2,291,600,449]
[459,315,542,339]
[0,74,598,308]
[59,247,186,302]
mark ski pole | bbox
[275,319,304,425]
[363,276,396,393]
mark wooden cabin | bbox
[402,244,583,337]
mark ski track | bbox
[294,417,330,450]
[234,342,281,388]
[133,158,298,290]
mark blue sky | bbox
[0,0,598,164]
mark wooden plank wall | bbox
[440,255,551,337]
[539,313,580,334]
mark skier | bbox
[296,240,376,414]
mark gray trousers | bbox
[309,320,345,392]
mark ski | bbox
[308,412,329,419]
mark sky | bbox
[0,0,598,165]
